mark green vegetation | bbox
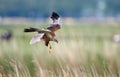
[0,22,120,77]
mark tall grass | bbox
[0,22,120,77]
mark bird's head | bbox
[53,39,58,43]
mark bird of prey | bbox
[24,12,61,48]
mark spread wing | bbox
[51,12,59,21]
[47,12,61,32]
[50,12,60,24]
[30,33,44,44]
[24,27,51,33]
[38,29,51,33]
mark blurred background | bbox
[0,0,120,24]
[0,0,120,77]
[0,0,120,25]
[0,0,120,18]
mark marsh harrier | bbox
[24,12,61,47]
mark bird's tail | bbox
[24,27,38,32]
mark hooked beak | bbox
[54,39,58,43]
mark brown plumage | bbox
[24,12,61,46]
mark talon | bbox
[50,45,52,49]
[47,44,52,53]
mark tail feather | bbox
[24,27,38,32]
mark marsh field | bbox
[0,20,120,77]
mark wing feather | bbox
[38,29,51,33]
[30,33,44,44]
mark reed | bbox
[0,22,120,77]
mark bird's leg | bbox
[49,44,52,49]
[45,40,51,53]
[48,43,52,53]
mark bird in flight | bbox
[24,12,61,50]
